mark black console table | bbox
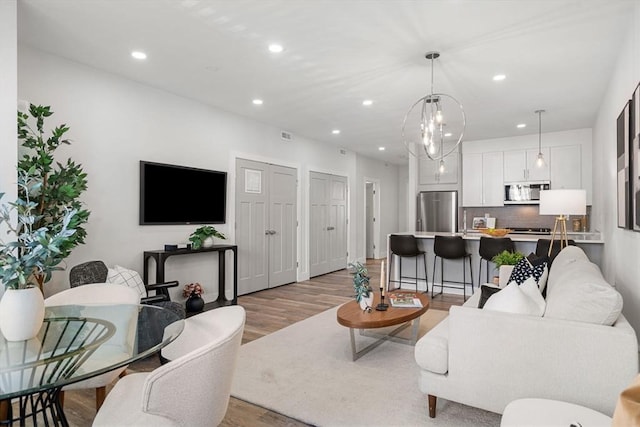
[143,245,238,311]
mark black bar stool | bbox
[535,239,576,264]
[478,237,515,287]
[388,234,428,292]
[432,235,473,300]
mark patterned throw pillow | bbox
[508,257,547,287]
[107,265,147,299]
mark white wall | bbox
[0,1,17,295]
[17,45,398,299]
[592,2,640,335]
[355,156,399,261]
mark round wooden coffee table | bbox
[336,292,429,361]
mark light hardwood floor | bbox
[59,259,464,426]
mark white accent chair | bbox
[44,283,140,410]
[501,398,612,426]
[93,306,246,426]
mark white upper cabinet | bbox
[503,148,550,182]
[419,153,458,185]
[462,151,504,207]
[550,145,581,190]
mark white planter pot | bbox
[0,287,45,341]
[358,293,374,311]
[201,236,215,248]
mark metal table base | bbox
[348,317,421,361]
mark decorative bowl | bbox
[478,228,511,237]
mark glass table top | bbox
[0,304,184,399]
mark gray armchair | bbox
[69,261,186,352]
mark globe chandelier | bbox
[402,52,466,172]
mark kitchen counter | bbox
[386,231,603,295]
[407,231,604,244]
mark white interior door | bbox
[236,159,297,294]
[365,182,374,258]
[310,171,348,277]
[269,164,297,287]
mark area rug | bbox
[231,307,501,426]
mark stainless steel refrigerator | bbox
[416,191,458,232]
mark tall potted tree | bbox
[0,171,78,340]
[16,104,90,291]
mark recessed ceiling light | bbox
[444,132,452,137]
[268,44,284,53]
[131,51,147,60]
[517,123,526,128]
[252,99,263,105]
[493,74,506,81]
[378,147,385,151]
[362,100,373,106]
[332,129,341,135]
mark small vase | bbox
[358,292,374,311]
[201,236,215,248]
[186,292,205,313]
[0,287,45,341]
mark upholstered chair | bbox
[93,306,245,426]
[44,283,140,411]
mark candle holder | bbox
[376,292,389,311]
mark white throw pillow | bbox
[483,280,545,317]
[519,277,546,316]
[107,265,146,299]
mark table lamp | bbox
[539,189,586,256]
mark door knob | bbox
[327,226,335,231]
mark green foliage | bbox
[16,104,90,261]
[188,226,226,249]
[0,171,77,289]
[348,261,372,302]
[491,250,524,269]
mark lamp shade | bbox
[539,189,586,215]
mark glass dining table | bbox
[0,304,184,426]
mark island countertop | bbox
[393,231,604,244]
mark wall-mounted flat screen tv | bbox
[140,161,227,225]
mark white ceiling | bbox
[17,0,636,165]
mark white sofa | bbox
[414,246,639,418]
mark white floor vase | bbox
[0,287,45,341]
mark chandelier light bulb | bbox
[536,152,546,168]
[438,160,445,174]
[428,142,437,155]
[435,109,443,123]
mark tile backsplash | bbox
[460,205,591,231]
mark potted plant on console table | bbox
[188,226,226,249]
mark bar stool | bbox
[478,236,515,287]
[535,238,576,264]
[388,234,428,292]
[432,235,473,300]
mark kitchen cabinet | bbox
[503,148,550,182]
[419,153,458,185]
[550,145,581,189]
[462,151,504,206]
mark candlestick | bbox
[376,260,389,311]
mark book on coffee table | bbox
[389,295,423,308]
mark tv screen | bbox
[140,161,227,225]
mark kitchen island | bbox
[387,231,603,294]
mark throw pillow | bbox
[478,285,502,309]
[107,265,146,299]
[508,257,547,288]
[526,252,550,295]
[519,277,546,316]
[482,281,544,317]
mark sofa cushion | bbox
[478,285,501,309]
[483,278,545,316]
[546,246,590,294]
[545,260,622,326]
[414,317,449,374]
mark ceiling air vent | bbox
[280,131,293,141]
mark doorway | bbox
[364,179,380,260]
[235,158,297,295]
